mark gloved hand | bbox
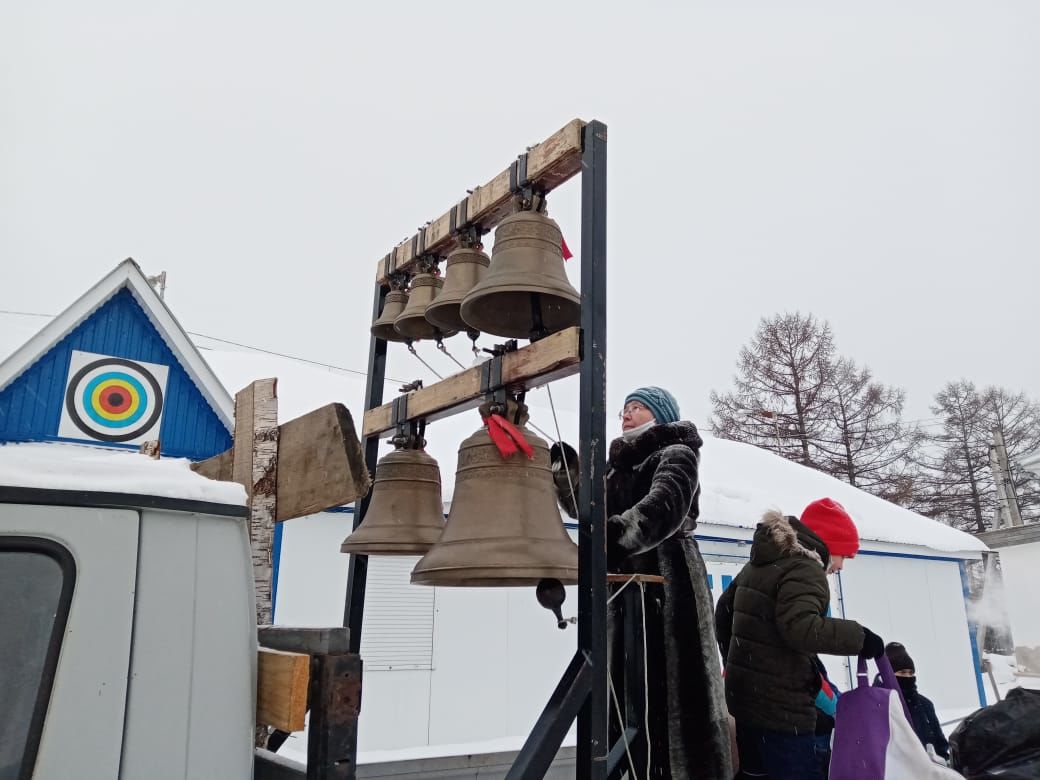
[549,442,579,519]
[861,627,885,659]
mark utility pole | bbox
[990,427,1023,528]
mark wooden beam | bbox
[276,403,370,522]
[256,648,310,733]
[375,119,585,283]
[192,403,372,522]
[362,326,581,437]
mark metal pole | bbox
[993,428,1024,526]
[343,284,389,653]
[577,119,609,779]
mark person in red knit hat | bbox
[716,498,884,779]
[801,497,860,574]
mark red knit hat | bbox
[800,498,859,558]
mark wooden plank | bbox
[424,211,454,251]
[362,326,581,437]
[192,403,371,522]
[275,403,371,522]
[191,448,233,482]
[257,648,310,733]
[527,118,585,185]
[375,119,586,283]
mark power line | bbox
[0,308,408,384]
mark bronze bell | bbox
[371,289,409,342]
[410,403,578,587]
[460,210,581,340]
[340,442,445,555]
[424,244,490,333]
[395,272,458,341]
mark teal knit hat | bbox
[624,386,680,425]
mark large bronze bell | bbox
[424,243,490,333]
[395,272,457,341]
[460,210,581,340]
[410,403,578,586]
[371,289,409,342]
[340,441,445,555]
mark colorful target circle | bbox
[64,357,164,442]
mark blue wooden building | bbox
[0,259,233,461]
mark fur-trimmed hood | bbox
[609,420,702,471]
[750,510,829,569]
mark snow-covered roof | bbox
[0,441,246,506]
[0,311,985,554]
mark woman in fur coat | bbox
[553,386,732,779]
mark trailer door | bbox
[0,503,138,779]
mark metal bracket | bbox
[509,153,530,193]
[480,340,518,407]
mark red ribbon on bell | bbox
[485,414,535,459]
[561,236,573,260]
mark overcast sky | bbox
[2,2,1037,431]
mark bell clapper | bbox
[536,578,574,630]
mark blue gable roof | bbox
[0,288,231,460]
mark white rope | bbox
[607,574,639,605]
[544,384,579,513]
[608,673,638,780]
[641,581,651,779]
[406,343,443,379]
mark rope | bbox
[641,581,650,778]
[406,343,443,379]
[609,674,638,780]
[436,340,468,371]
[545,384,578,511]
[607,574,639,605]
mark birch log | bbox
[232,379,279,626]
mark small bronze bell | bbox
[424,243,490,333]
[371,289,409,342]
[395,272,458,341]
[410,401,578,587]
[340,440,445,555]
[460,210,580,340]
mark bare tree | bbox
[711,313,834,466]
[982,387,1040,523]
[920,383,1040,531]
[920,380,994,532]
[813,358,923,501]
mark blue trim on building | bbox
[959,561,988,707]
[0,288,231,459]
[271,522,283,622]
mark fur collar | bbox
[754,510,826,567]
[609,420,703,471]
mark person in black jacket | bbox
[716,499,886,780]
[880,642,950,760]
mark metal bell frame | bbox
[345,121,610,778]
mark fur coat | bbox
[604,421,732,780]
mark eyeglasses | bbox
[618,401,648,421]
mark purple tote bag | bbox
[831,654,961,779]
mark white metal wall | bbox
[276,522,982,756]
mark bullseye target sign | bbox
[58,350,169,444]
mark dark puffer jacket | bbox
[604,422,732,780]
[716,511,865,734]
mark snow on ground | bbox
[0,440,247,505]
[938,653,1040,733]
